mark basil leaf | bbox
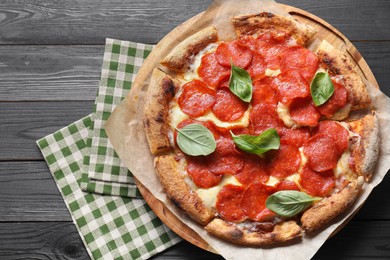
[229,63,253,102]
[266,190,321,217]
[176,124,216,156]
[231,128,280,155]
[310,71,335,106]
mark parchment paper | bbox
[105,0,390,259]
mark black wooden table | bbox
[0,1,389,259]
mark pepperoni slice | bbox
[267,145,301,178]
[212,88,248,122]
[289,97,321,127]
[239,34,288,70]
[275,72,310,105]
[281,46,319,82]
[186,157,222,189]
[216,184,246,222]
[198,52,230,88]
[278,127,310,148]
[178,80,216,117]
[299,165,335,197]
[266,47,286,69]
[303,134,340,172]
[257,31,291,45]
[216,41,253,68]
[312,120,349,155]
[274,180,300,191]
[249,103,284,134]
[239,32,290,52]
[241,182,277,221]
[233,155,269,186]
[208,137,244,175]
[247,53,266,81]
[252,77,278,106]
[316,81,348,118]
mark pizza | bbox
[143,12,380,246]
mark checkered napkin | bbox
[80,39,154,198]
[37,39,181,259]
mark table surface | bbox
[1,0,389,259]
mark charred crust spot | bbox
[322,56,340,75]
[259,12,275,18]
[155,112,164,123]
[156,145,169,151]
[162,78,176,98]
[230,229,244,241]
[171,198,182,209]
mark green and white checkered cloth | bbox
[81,39,154,198]
[37,39,181,259]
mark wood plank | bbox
[355,42,390,96]
[354,172,390,220]
[0,222,89,260]
[278,0,390,41]
[0,45,104,101]
[0,220,389,259]
[314,220,390,259]
[0,101,93,160]
[0,0,388,45]
[0,161,71,222]
[0,0,212,45]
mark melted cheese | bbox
[196,175,241,208]
[196,107,250,128]
[276,102,298,128]
[265,68,281,77]
[265,176,280,187]
[169,104,189,129]
[183,43,219,82]
[169,101,250,130]
[331,103,352,121]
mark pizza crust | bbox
[161,26,218,72]
[205,219,302,246]
[143,68,176,155]
[154,155,214,226]
[349,112,380,181]
[301,176,364,233]
[232,12,317,45]
[315,40,371,110]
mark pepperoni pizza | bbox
[143,12,380,246]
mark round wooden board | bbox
[135,3,379,254]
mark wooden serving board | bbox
[134,3,379,253]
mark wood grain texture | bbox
[0,42,389,101]
[0,222,89,260]
[0,0,213,45]
[355,42,390,95]
[277,0,390,41]
[0,45,104,101]
[0,161,71,222]
[0,0,387,45]
[0,101,93,160]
